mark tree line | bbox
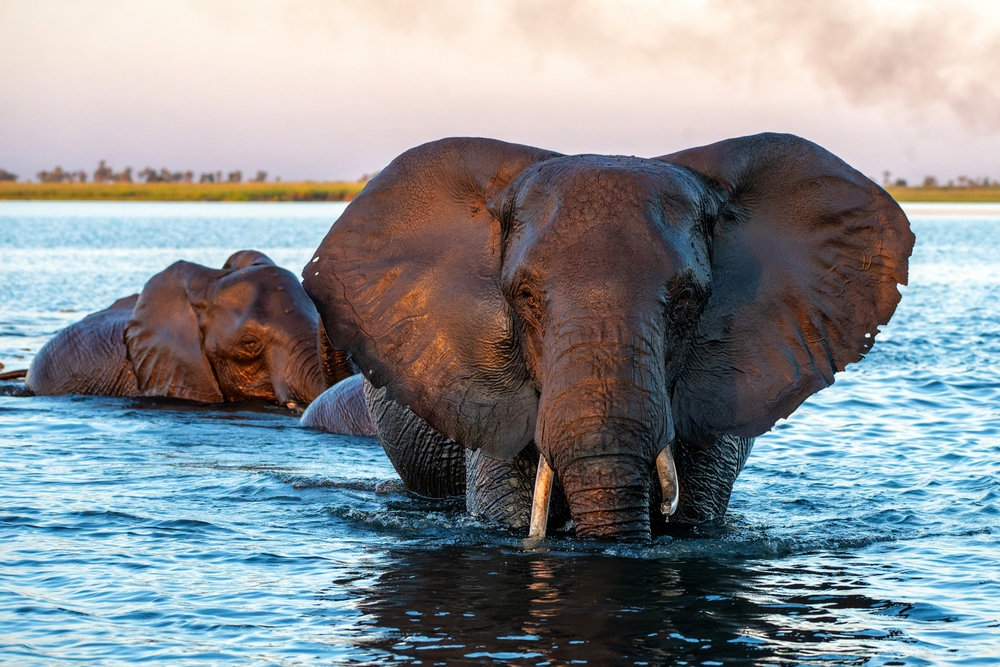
[0,161,270,184]
[5,164,992,188]
[881,171,996,188]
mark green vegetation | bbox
[2,181,999,203]
[0,181,367,202]
[885,186,1000,203]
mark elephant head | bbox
[125,251,338,405]
[304,134,913,539]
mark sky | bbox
[2,0,999,184]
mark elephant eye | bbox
[239,334,264,356]
[672,286,698,318]
[514,287,544,326]
[517,289,539,310]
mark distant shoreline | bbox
[1,182,998,203]
[883,186,1000,203]
[0,181,367,202]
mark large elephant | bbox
[27,250,356,407]
[304,133,914,540]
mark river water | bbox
[0,201,997,666]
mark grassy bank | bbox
[2,181,999,203]
[0,181,367,202]
[884,186,1000,203]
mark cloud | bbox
[301,0,1000,130]
[1,0,998,180]
[732,0,1000,131]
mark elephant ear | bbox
[125,260,224,403]
[304,138,559,459]
[658,133,914,444]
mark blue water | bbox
[1,201,998,666]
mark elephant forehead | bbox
[507,156,709,257]
[222,250,276,270]
[505,198,709,291]
[516,154,705,213]
[210,279,257,309]
[212,266,316,312]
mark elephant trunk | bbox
[535,320,671,540]
[318,317,355,387]
[273,333,328,406]
[557,442,653,539]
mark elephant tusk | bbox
[656,446,680,518]
[527,454,554,540]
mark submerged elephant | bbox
[300,374,377,436]
[304,133,914,540]
[27,250,356,406]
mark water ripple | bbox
[1,203,998,666]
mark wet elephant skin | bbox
[27,251,352,407]
[305,133,914,539]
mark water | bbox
[1,201,998,666]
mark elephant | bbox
[26,250,358,409]
[303,133,914,540]
[300,374,377,436]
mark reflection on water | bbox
[1,202,999,666]
[354,549,782,664]
[351,546,970,665]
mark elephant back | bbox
[26,298,140,397]
[300,374,376,437]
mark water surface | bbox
[1,201,998,666]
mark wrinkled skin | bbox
[305,133,914,540]
[27,251,355,408]
[301,374,376,437]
